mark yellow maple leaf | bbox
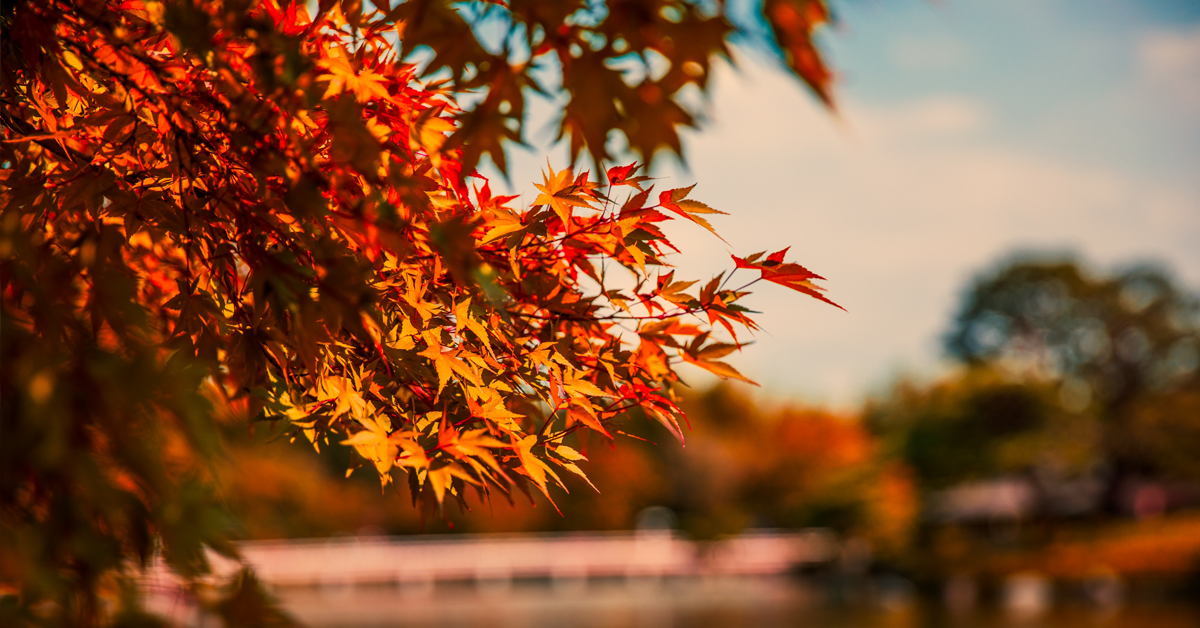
[426,462,478,506]
[514,435,552,495]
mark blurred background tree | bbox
[867,371,1074,489]
[867,255,1200,581]
[944,258,1200,487]
[872,256,1200,495]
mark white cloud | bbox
[850,95,989,141]
[1138,27,1200,110]
[489,52,1200,409]
[890,37,973,71]
[674,59,987,159]
[654,57,1200,407]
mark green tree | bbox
[946,258,1199,410]
[872,256,1200,514]
[944,257,1200,481]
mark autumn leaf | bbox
[646,405,686,446]
[548,443,599,492]
[607,163,636,184]
[534,164,599,227]
[568,401,612,438]
[514,435,555,496]
[732,248,845,310]
[479,209,528,245]
[765,0,836,107]
[427,462,478,506]
[657,186,728,240]
[681,350,759,386]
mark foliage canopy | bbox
[946,259,1199,409]
[1,0,841,623]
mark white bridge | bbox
[239,529,831,586]
[140,530,838,626]
[146,529,837,589]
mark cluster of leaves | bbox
[211,385,915,558]
[1,0,839,624]
[392,0,837,174]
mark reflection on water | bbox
[276,577,1200,628]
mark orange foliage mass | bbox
[2,0,842,621]
[1,0,839,533]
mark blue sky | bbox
[494,0,1200,408]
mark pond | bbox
[274,576,1200,628]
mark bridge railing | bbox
[141,529,838,593]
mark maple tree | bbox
[1,0,840,624]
